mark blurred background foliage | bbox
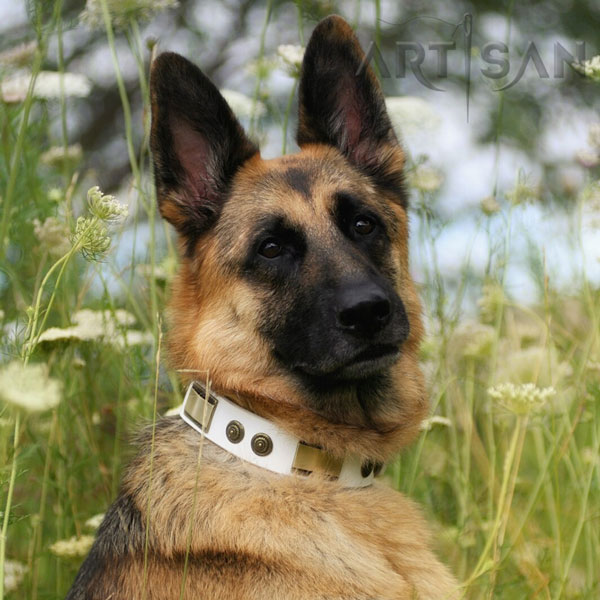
[0,0,598,598]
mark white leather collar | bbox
[180,381,378,488]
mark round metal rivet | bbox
[226,420,244,443]
[361,460,374,478]
[251,433,273,456]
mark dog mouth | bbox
[337,344,400,378]
[294,343,401,381]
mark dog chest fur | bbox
[69,419,456,599]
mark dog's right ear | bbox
[150,52,258,242]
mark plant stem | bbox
[0,413,21,600]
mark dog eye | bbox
[258,238,283,259]
[353,215,375,235]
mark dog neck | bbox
[179,381,379,488]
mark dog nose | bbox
[336,282,391,336]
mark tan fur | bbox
[112,419,457,599]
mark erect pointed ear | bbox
[150,52,259,242]
[297,16,406,204]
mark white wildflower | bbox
[72,187,127,261]
[33,217,71,257]
[38,326,84,345]
[1,71,91,103]
[480,195,500,216]
[38,309,138,347]
[573,55,600,82]
[3,560,27,593]
[80,0,179,30]
[575,149,599,168]
[72,308,136,340]
[420,415,452,431]
[40,144,83,168]
[385,96,441,135]
[72,216,110,260]
[114,329,154,349]
[0,361,62,412]
[85,513,105,530]
[0,41,37,68]
[49,535,94,559]
[87,186,128,221]
[221,89,266,119]
[409,165,444,192]
[277,44,304,77]
[589,123,600,149]
[488,382,556,416]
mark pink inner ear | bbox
[337,85,363,150]
[171,116,213,201]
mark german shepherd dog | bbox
[67,15,458,600]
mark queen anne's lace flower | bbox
[277,45,305,77]
[3,560,27,593]
[85,514,105,530]
[574,55,600,82]
[87,186,128,221]
[72,216,110,260]
[1,71,91,103]
[0,361,62,412]
[33,217,71,257]
[41,144,83,168]
[487,382,556,416]
[409,165,444,192]
[38,309,152,351]
[49,535,95,559]
[221,89,266,119]
[80,0,179,30]
[71,187,128,261]
[385,96,441,135]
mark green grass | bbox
[0,1,599,598]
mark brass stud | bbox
[225,420,244,443]
[251,433,273,456]
[361,460,374,478]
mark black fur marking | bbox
[65,494,143,599]
[283,167,313,198]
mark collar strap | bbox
[180,382,379,488]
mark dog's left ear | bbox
[297,16,405,203]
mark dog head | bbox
[150,16,427,460]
